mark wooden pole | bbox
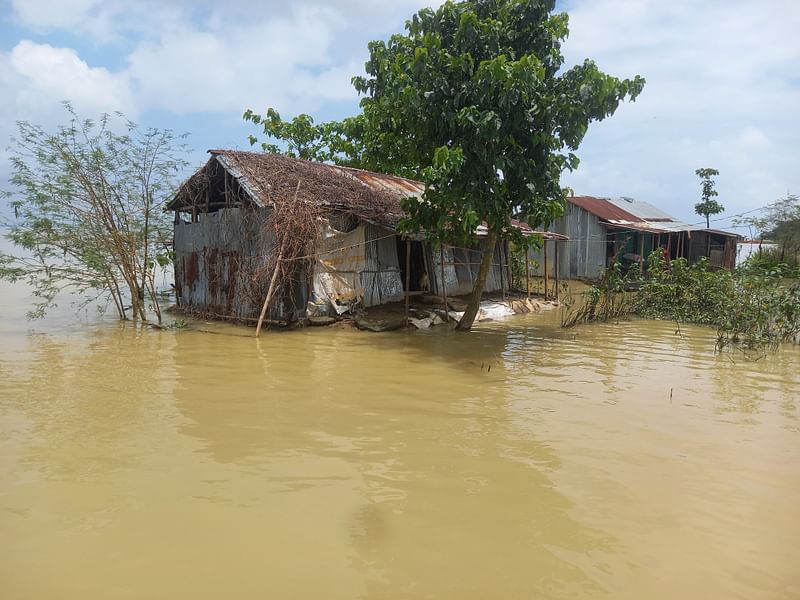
[525,247,531,298]
[404,239,411,325]
[543,239,549,300]
[255,251,283,338]
[499,242,507,300]
[554,240,560,301]
[440,245,449,321]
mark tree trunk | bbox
[706,214,710,229]
[456,229,498,331]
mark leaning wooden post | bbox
[255,251,283,337]
[255,180,300,338]
[543,238,549,300]
[440,245,449,322]
[554,240,560,301]
[404,239,411,325]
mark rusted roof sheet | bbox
[568,195,740,238]
[568,196,642,222]
[332,165,425,198]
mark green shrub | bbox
[562,249,800,354]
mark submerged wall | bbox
[173,207,283,320]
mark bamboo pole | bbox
[404,239,411,325]
[543,239,549,301]
[440,245,449,322]
[255,251,283,337]
[525,247,531,298]
[554,240,560,301]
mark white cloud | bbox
[0,40,135,212]
[5,41,134,116]
[125,6,356,115]
[561,0,800,222]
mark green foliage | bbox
[508,238,542,290]
[561,260,638,327]
[242,108,368,168]
[743,246,799,270]
[694,167,723,228]
[562,249,800,355]
[1,104,189,322]
[353,0,644,249]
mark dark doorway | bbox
[396,239,428,292]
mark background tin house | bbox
[529,195,741,280]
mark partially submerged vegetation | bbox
[0,105,188,322]
[562,251,800,355]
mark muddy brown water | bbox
[1,280,799,599]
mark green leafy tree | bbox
[244,0,644,330]
[243,108,369,168]
[0,104,189,322]
[694,167,723,228]
[353,0,644,329]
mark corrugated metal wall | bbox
[174,207,309,321]
[174,209,513,321]
[431,239,507,296]
[528,203,606,280]
[174,207,272,319]
[361,224,404,306]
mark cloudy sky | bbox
[1,0,798,228]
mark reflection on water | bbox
[1,294,799,599]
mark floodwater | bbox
[1,282,799,599]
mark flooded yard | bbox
[1,284,798,599]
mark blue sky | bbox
[1,0,798,229]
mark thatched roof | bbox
[169,150,568,240]
[169,150,423,227]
